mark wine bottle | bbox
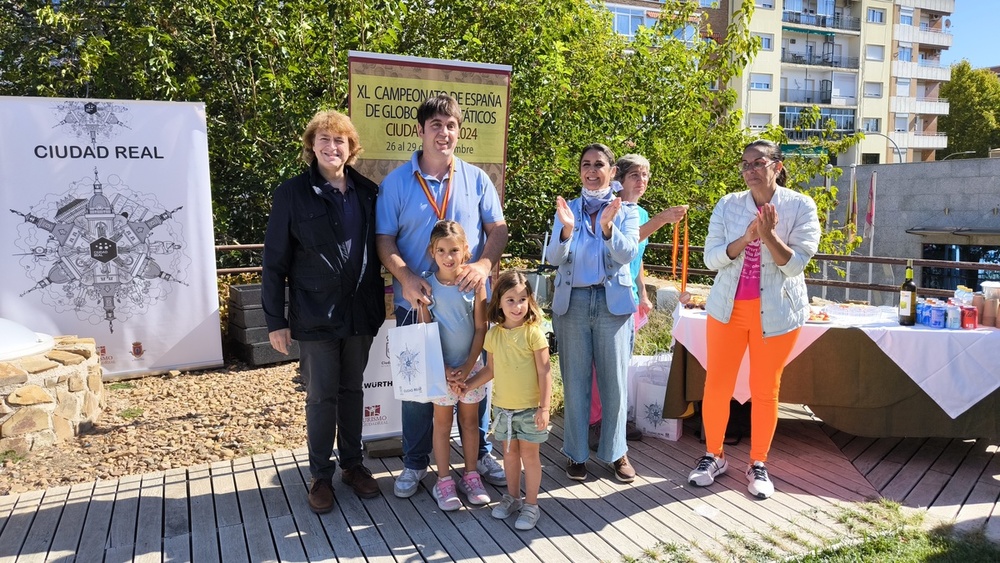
[899,259,917,326]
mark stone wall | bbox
[0,337,104,455]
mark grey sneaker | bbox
[515,503,540,530]
[393,467,427,498]
[491,493,524,519]
[688,454,727,487]
[477,454,507,486]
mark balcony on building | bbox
[896,0,955,13]
[891,96,950,116]
[894,23,953,48]
[781,49,859,70]
[892,60,950,82]
[890,130,948,150]
[781,9,861,33]
[779,106,856,142]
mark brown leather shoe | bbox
[612,455,636,483]
[342,464,380,498]
[308,478,334,514]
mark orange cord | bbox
[671,215,689,292]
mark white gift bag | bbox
[634,378,682,441]
[388,320,448,402]
[627,354,672,421]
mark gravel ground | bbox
[0,360,308,496]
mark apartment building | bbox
[602,0,954,164]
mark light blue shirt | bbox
[377,152,504,310]
[425,272,476,368]
[629,206,650,303]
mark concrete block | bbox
[365,437,403,458]
[228,284,262,308]
[236,341,300,366]
[228,326,270,346]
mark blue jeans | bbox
[396,307,492,470]
[553,287,632,464]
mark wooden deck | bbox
[1,409,997,562]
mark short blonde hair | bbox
[301,110,363,166]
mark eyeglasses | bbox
[739,159,774,173]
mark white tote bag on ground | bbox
[388,319,448,402]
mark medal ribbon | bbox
[414,160,455,220]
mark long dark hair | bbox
[744,139,788,187]
[579,143,616,168]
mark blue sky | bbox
[940,1,999,69]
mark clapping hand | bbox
[555,196,575,240]
[599,197,621,237]
[758,203,779,242]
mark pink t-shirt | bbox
[734,238,761,300]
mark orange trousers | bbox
[703,298,800,463]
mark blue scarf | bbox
[582,187,614,216]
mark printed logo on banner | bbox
[130,341,145,359]
[363,404,389,428]
[52,100,132,147]
[11,164,188,334]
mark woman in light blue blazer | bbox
[546,144,640,483]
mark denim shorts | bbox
[491,406,549,443]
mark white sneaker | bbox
[515,503,540,530]
[746,461,774,499]
[477,454,507,486]
[457,471,491,505]
[688,454,727,487]
[393,467,426,498]
[491,493,524,519]
[432,477,462,511]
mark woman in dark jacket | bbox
[262,110,384,514]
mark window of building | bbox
[749,73,772,90]
[748,113,771,130]
[700,0,715,7]
[922,244,1000,290]
[867,8,885,24]
[899,8,914,26]
[896,78,911,97]
[753,33,774,51]
[779,106,855,133]
[895,114,909,132]
[863,82,883,98]
[863,118,881,132]
[866,45,884,61]
[785,0,803,10]
[754,0,774,9]
[898,44,913,62]
[861,153,881,165]
[607,4,658,40]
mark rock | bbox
[46,350,86,366]
[7,384,54,406]
[1,407,51,436]
[19,356,60,374]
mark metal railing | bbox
[781,52,860,69]
[779,88,832,104]
[781,11,862,32]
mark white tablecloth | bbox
[672,306,1000,418]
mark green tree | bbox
[939,60,1000,158]
[0,0,860,269]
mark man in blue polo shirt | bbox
[377,94,509,498]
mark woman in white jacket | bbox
[687,140,820,499]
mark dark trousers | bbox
[395,307,492,470]
[299,335,374,480]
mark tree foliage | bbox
[0,0,861,268]
[939,60,1000,159]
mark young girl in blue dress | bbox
[417,220,491,511]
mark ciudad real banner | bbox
[0,97,223,378]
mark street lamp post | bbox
[941,150,976,160]
[859,130,904,163]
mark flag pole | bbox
[866,172,877,304]
[846,164,856,301]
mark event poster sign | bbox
[0,97,223,378]
[347,51,512,197]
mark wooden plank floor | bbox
[0,410,997,561]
